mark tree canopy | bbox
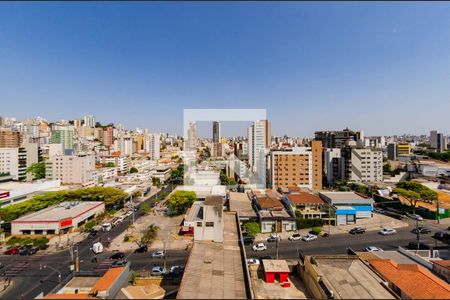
[129,167,139,173]
[244,222,260,238]
[166,190,197,215]
[393,180,438,214]
[26,162,46,180]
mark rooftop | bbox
[177,212,247,299]
[287,192,324,205]
[369,259,450,299]
[433,260,450,269]
[319,192,374,205]
[308,255,394,299]
[256,196,284,209]
[173,185,226,199]
[12,201,104,223]
[262,260,290,273]
[259,209,292,219]
[120,284,165,299]
[204,195,223,206]
[91,267,126,293]
[229,192,257,219]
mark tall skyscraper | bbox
[83,115,96,128]
[50,124,74,151]
[212,121,221,143]
[437,133,447,152]
[247,120,270,183]
[430,130,438,149]
[186,122,197,150]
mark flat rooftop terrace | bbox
[229,192,257,219]
[12,201,104,222]
[177,212,247,299]
[312,256,394,299]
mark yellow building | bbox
[397,143,411,157]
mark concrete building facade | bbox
[350,148,383,183]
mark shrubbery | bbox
[166,190,197,215]
[244,222,261,238]
[311,227,322,235]
[296,217,324,229]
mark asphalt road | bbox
[0,183,181,299]
[245,222,449,260]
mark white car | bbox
[169,265,184,273]
[364,246,384,252]
[152,250,165,258]
[302,234,317,242]
[151,266,167,276]
[407,213,423,221]
[247,258,260,265]
[125,210,133,217]
[252,243,267,251]
[118,215,126,222]
[379,228,397,235]
[288,233,302,241]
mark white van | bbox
[102,223,112,231]
[92,242,104,254]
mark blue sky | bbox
[0,2,449,137]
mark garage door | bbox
[337,214,347,226]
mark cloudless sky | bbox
[0,2,449,137]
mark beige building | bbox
[270,140,322,190]
[350,148,383,183]
[46,154,96,185]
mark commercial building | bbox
[397,143,411,157]
[0,180,61,208]
[430,130,438,149]
[46,155,96,185]
[177,212,248,299]
[270,141,322,190]
[298,255,395,299]
[11,201,105,235]
[0,128,22,148]
[437,133,448,153]
[315,128,363,149]
[319,191,374,225]
[350,148,383,183]
[171,185,227,201]
[417,160,450,178]
[387,143,397,160]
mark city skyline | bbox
[1,2,450,136]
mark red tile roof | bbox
[433,260,450,269]
[256,197,283,209]
[91,267,125,293]
[287,192,324,205]
[369,259,450,299]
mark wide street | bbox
[245,221,449,260]
[0,183,183,299]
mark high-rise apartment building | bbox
[270,140,322,190]
[186,122,197,150]
[437,133,447,153]
[146,133,160,160]
[46,155,95,185]
[350,148,383,183]
[315,128,363,148]
[83,115,96,128]
[248,120,270,170]
[0,147,27,181]
[212,121,221,143]
[102,126,114,147]
[0,128,22,148]
[51,124,74,151]
[323,148,342,186]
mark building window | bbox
[206,222,214,227]
[196,222,202,227]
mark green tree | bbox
[151,177,161,187]
[26,162,46,180]
[84,220,96,231]
[166,190,197,215]
[244,222,261,238]
[141,224,159,244]
[104,162,115,168]
[141,202,151,215]
[394,180,438,214]
[129,167,139,173]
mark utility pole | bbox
[416,219,420,250]
[436,197,440,225]
[75,245,79,272]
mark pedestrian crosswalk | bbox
[3,262,30,277]
[93,259,113,272]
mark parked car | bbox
[111,260,128,268]
[134,245,148,253]
[242,236,254,246]
[112,219,122,227]
[364,246,384,252]
[118,215,126,222]
[125,210,133,217]
[169,265,185,273]
[19,246,38,256]
[288,233,302,241]
[411,227,431,234]
[252,243,267,251]
[109,252,125,260]
[247,258,260,265]
[407,241,430,250]
[267,235,281,243]
[151,266,167,276]
[3,247,19,255]
[152,250,165,258]
[349,227,366,235]
[379,228,397,235]
[87,230,98,238]
[406,213,423,221]
[302,234,318,242]
[434,231,450,241]
[373,208,385,214]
